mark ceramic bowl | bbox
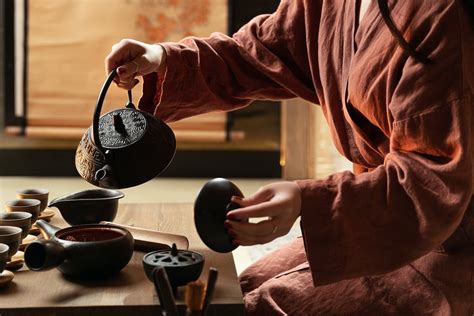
[48,189,124,226]
[0,243,9,273]
[5,199,41,223]
[16,189,49,213]
[25,222,134,278]
[0,212,32,239]
[194,178,244,253]
[0,226,22,260]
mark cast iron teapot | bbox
[76,69,176,189]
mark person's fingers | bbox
[231,188,273,207]
[225,218,280,237]
[118,60,141,76]
[226,201,281,221]
[115,60,141,84]
[104,39,145,77]
[115,78,140,90]
[105,42,126,76]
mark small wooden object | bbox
[153,267,178,316]
[19,234,38,250]
[0,270,14,287]
[185,280,205,316]
[38,208,55,221]
[6,250,24,271]
[202,267,219,315]
[100,221,189,251]
[29,224,40,235]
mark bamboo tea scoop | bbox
[100,221,189,251]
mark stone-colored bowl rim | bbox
[16,188,49,196]
[0,211,32,225]
[0,226,22,242]
[5,199,41,208]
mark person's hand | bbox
[225,181,302,246]
[105,39,167,90]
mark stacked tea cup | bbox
[0,189,48,286]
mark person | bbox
[105,0,474,314]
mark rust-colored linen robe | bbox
[139,0,474,314]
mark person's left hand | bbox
[225,181,302,246]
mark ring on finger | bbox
[270,222,278,234]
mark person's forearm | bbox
[139,0,320,122]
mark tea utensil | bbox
[152,266,178,316]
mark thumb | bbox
[231,187,273,207]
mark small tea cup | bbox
[5,199,41,223]
[0,243,9,273]
[16,189,49,213]
[0,212,32,239]
[0,226,22,260]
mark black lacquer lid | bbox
[194,178,244,253]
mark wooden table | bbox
[0,203,245,316]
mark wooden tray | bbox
[100,221,189,252]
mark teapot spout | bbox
[24,240,66,271]
[95,164,120,189]
[35,219,62,240]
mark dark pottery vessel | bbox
[0,243,9,273]
[0,226,22,260]
[0,211,32,239]
[75,69,176,189]
[48,189,124,226]
[143,243,204,290]
[194,178,244,253]
[16,188,49,213]
[24,220,134,278]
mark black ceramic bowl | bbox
[48,189,124,226]
[194,178,244,253]
[142,244,204,289]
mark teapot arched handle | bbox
[92,69,134,155]
[93,69,117,155]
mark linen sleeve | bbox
[296,2,473,285]
[138,0,320,122]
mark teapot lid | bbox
[97,108,147,149]
[194,178,244,253]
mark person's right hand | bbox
[105,39,167,90]
[225,181,302,246]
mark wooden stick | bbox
[202,267,219,316]
[152,267,178,316]
[185,280,205,316]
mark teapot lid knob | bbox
[171,243,178,257]
[113,114,127,135]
